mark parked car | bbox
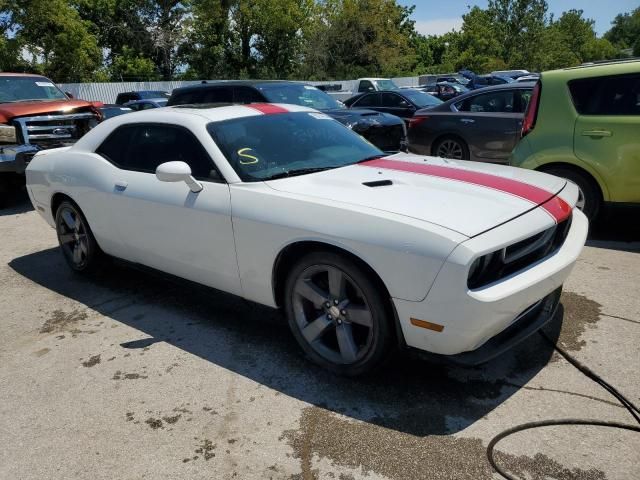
[511,60,640,220]
[168,80,407,153]
[491,69,530,79]
[343,89,442,122]
[25,103,587,375]
[408,83,535,163]
[124,98,168,111]
[355,78,400,92]
[115,90,170,105]
[0,73,101,202]
[422,82,469,101]
[99,104,133,120]
[516,74,540,83]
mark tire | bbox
[543,167,601,221]
[433,135,470,160]
[283,251,393,376]
[55,200,103,273]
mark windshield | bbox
[259,84,343,110]
[402,89,443,107]
[375,79,399,90]
[0,76,67,103]
[208,112,382,182]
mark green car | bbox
[510,60,639,220]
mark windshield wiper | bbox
[265,166,336,180]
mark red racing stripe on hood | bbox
[359,158,571,223]
[245,103,289,114]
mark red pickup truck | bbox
[0,73,102,202]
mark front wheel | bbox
[544,167,601,221]
[55,200,102,273]
[284,252,393,376]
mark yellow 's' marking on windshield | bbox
[238,147,259,165]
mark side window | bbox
[358,80,374,92]
[96,125,219,180]
[569,74,640,115]
[382,93,409,108]
[460,91,515,113]
[518,89,533,113]
[202,87,233,104]
[353,93,376,107]
[234,86,264,104]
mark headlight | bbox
[0,124,17,144]
[467,250,500,289]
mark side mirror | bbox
[65,91,74,99]
[156,161,202,193]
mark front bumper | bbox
[393,208,588,359]
[0,144,40,174]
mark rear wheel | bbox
[433,135,469,160]
[284,252,392,376]
[543,167,601,221]
[55,200,102,273]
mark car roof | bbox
[171,80,304,95]
[543,59,640,80]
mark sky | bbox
[398,0,639,36]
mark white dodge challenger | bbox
[26,103,588,375]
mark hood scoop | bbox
[363,179,393,187]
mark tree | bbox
[12,0,102,81]
[300,0,416,80]
[487,0,549,68]
[604,7,640,50]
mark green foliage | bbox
[0,0,631,82]
[604,7,640,50]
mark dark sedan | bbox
[408,83,534,163]
[343,89,442,122]
[168,81,407,153]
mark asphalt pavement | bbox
[1,192,638,480]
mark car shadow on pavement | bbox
[10,247,562,437]
[0,189,33,216]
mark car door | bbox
[95,123,241,295]
[571,73,640,203]
[453,89,523,163]
[379,92,415,120]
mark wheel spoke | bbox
[72,245,82,264]
[302,314,333,343]
[346,305,372,327]
[327,267,346,299]
[296,279,328,308]
[61,210,76,230]
[79,239,88,256]
[336,323,358,363]
[59,233,75,244]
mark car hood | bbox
[0,100,100,123]
[324,108,404,127]
[265,153,567,237]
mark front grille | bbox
[15,112,97,149]
[468,215,572,289]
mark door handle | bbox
[581,130,612,138]
[460,118,475,124]
[114,181,128,191]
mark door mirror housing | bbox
[65,91,74,99]
[156,161,202,192]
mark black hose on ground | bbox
[487,330,640,480]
